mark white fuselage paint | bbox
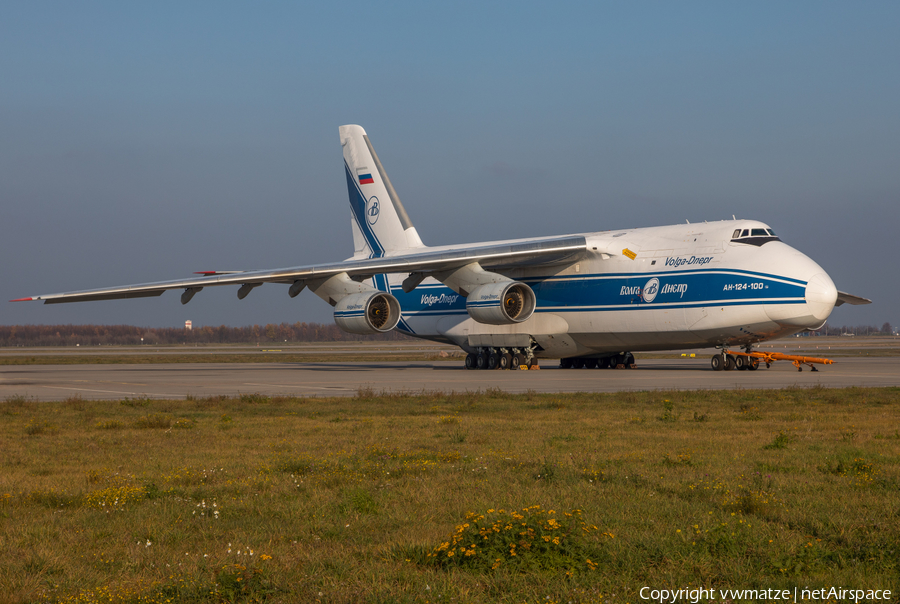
[369,220,837,358]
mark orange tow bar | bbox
[725,350,835,372]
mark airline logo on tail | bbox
[366,196,380,225]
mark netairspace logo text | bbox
[639,586,892,603]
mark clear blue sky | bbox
[2,1,898,329]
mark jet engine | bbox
[465,281,536,325]
[334,292,401,335]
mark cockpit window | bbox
[731,226,781,246]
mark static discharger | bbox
[726,349,835,372]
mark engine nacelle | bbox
[334,292,401,335]
[466,281,536,325]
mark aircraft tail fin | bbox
[340,125,424,258]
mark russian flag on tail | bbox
[357,168,374,185]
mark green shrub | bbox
[763,431,793,450]
[658,400,678,422]
[425,505,608,572]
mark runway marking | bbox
[44,386,179,398]
[242,383,353,391]
[73,380,149,386]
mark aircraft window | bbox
[741,229,749,237]
[751,229,768,236]
[767,229,777,236]
[732,229,741,238]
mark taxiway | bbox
[2,357,899,401]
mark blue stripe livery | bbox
[388,270,806,316]
[344,162,384,258]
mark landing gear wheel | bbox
[559,358,573,369]
[734,355,747,370]
[511,354,523,370]
[585,358,598,369]
[747,357,759,371]
[612,354,625,368]
[572,358,585,369]
[476,353,488,370]
[623,352,635,368]
[597,357,610,369]
[498,353,511,370]
[465,353,478,370]
[711,354,724,371]
[487,353,500,370]
[724,355,736,371]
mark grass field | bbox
[1,387,898,603]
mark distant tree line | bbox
[808,323,894,336]
[0,323,415,347]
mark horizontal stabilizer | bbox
[835,291,872,306]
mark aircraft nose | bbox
[805,272,838,322]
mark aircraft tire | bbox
[585,358,598,369]
[734,355,747,370]
[511,354,523,370]
[559,358,573,369]
[711,354,724,371]
[488,353,500,370]
[572,358,586,369]
[624,352,635,367]
[499,353,511,370]
[465,353,478,370]
[476,353,488,370]
[724,355,736,371]
[597,357,610,369]
[747,357,760,371]
[612,353,625,368]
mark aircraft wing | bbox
[12,235,587,305]
[835,291,872,307]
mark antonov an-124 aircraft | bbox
[14,125,871,372]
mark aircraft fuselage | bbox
[376,219,836,359]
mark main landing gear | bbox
[559,353,636,369]
[465,346,538,370]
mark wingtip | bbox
[10,297,35,302]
